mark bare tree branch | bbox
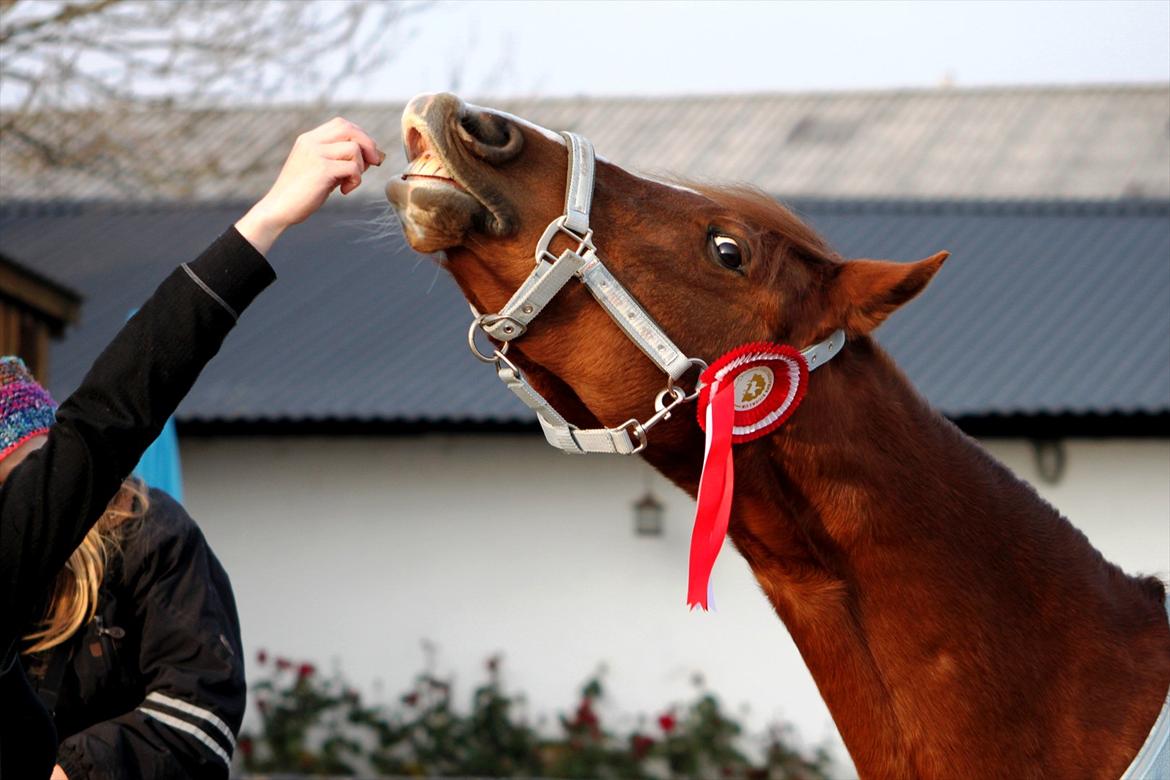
[0,0,123,45]
[0,0,433,199]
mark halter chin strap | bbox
[468,131,845,455]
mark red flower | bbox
[297,662,316,680]
[402,691,420,707]
[256,649,268,665]
[275,657,292,671]
[575,699,599,732]
[631,733,655,759]
[658,712,676,734]
[238,736,254,757]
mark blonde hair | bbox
[23,479,150,654]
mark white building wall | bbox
[180,435,1170,770]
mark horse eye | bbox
[710,234,744,271]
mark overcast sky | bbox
[363,0,1170,100]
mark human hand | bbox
[51,765,68,780]
[235,117,385,254]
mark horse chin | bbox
[387,177,487,253]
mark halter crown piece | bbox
[466,132,845,608]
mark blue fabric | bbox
[133,418,183,503]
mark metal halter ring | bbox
[468,316,510,363]
[665,357,709,402]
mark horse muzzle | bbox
[386,93,522,251]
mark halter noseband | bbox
[467,132,844,455]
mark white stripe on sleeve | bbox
[139,706,231,767]
[146,691,236,749]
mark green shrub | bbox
[238,650,835,779]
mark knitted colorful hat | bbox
[0,356,57,462]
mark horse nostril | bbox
[455,109,524,164]
[460,111,504,145]
[404,126,427,161]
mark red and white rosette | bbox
[696,343,810,444]
[687,343,809,610]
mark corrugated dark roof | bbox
[2,84,1167,202]
[1,198,1167,426]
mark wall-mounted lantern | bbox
[1032,438,1067,484]
[633,491,664,537]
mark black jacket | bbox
[0,228,274,779]
[26,489,245,779]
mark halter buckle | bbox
[478,313,527,341]
[534,215,594,266]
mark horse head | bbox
[387,92,946,488]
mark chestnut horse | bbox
[387,93,1170,778]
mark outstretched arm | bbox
[0,117,383,658]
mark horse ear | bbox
[827,251,949,335]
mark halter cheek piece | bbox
[467,132,845,455]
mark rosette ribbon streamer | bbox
[689,379,737,609]
[688,338,844,610]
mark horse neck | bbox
[704,337,1170,778]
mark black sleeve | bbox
[0,228,274,661]
[55,491,246,780]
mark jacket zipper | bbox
[94,614,126,648]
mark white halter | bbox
[1121,596,1170,778]
[467,132,844,455]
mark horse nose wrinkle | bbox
[403,92,464,141]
